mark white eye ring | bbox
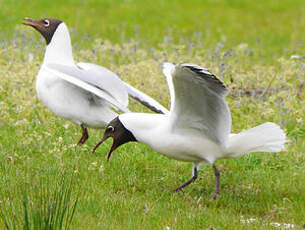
[44,20,50,27]
[107,126,114,132]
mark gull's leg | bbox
[173,165,198,193]
[77,124,89,145]
[212,164,220,200]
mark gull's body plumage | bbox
[98,62,286,198]
[120,63,235,164]
[36,22,125,130]
[120,113,224,163]
[24,18,168,145]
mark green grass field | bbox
[0,0,304,229]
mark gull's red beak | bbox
[92,135,117,162]
[92,117,137,162]
[22,17,43,28]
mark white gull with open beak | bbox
[95,63,286,199]
[22,17,168,146]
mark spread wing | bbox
[162,63,231,146]
[44,63,129,112]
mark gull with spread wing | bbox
[22,17,168,145]
[94,63,286,199]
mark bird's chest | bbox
[140,129,210,163]
[36,70,62,100]
[35,70,87,117]
[154,139,204,162]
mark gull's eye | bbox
[44,19,50,27]
[107,126,114,132]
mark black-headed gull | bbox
[94,63,286,199]
[22,17,168,145]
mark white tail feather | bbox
[226,122,286,158]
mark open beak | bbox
[92,135,118,162]
[22,17,43,28]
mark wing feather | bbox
[44,64,129,112]
[163,63,231,146]
[76,62,129,107]
[123,82,169,114]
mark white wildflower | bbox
[99,164,104,173]
[270,222,281,228]
[28,53,34,62]
[240,216,257,224]
[269,222,294,229]
[283,223,295,229]
[290,55,300,60]
[237,43,248,50]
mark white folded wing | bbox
[45,63,129,112]
[77,62,129,108]
[78,62,169,114]
[162,63,232,146]
[45,62,169,115]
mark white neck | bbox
[119,113,167,146]
[42,23,74,66]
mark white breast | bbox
[36,69,117,127]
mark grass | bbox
[0,0,305,229]
[0,169,79,230]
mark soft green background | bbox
[1,0,305,59]
[0,0,304,229]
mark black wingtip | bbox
[183,64,228,93]
[130,95,165,114]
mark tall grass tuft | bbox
[0,169,79,230]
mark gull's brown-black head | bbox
[93,117,137,161]
[22,17,63,45]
